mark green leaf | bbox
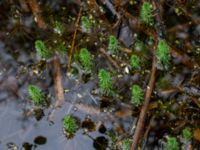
[122,139,131,150]
[182,127,192,142]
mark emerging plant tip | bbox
[98,69,114,96]
[130,54,140,69]
[182,127,192,142]
[131,84,143,106]
[35,40,51,59]
[79,48,93,70]
[54,21,65,35]
[156,39,170,70]
[165,136,179,150]
[122,139,132,150]
[140,2,153,25]
[28,84,45,106]
[81,16,92,33]
[63,115,78,136]
[108,35,118,53]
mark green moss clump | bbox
[63,115,78,136]
[122,139,132,150]
[131,85,143,106]
[156,39,170,70]
[98,69,114,96]
[28,84,45,106]
[35,40,51,59]
[108,35,118,53]
[79,48,93,70]
[81,16,92,33]
[165,136,179,150]
[130,54,140,69]
[140,2,153,25]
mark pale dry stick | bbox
[68,7,82,70]
[99,48,120,70]
[131,55,157,150]
[28,0,46,28]
[53,55,64,107]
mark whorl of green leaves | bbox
[182,127,192,142]
[81,16,92,33]
[165,136,179,150]
[54,21,65,35]
[122,139,131,150]
[140,2,153,25]
[79,48,93,70]
[108,35,118,53]
[131,84,143,106]
[28,84,45,106]
[98,69,114,96]
[35,40,51,59]
[63,115,78,135]
[156,39,170,70]
[130,54,140,69]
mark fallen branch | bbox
[28,0,46,28]
[53,55,64,107]
[67,7,82,70]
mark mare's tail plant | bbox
[28,84,45,106]
[165,136,179,150]
[131,84,143,106]
[35,40,51,59]
[130,54,140,70]
[98,69,114,96]
[156,39,170,70]
[81,16,92,33]
[63,115,78,137]
[78,48,93,71]
[108,35,118,54]
[140,2,153,25]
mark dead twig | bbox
[99,48,120,70]
[68,7,82,70]
[131,54,156,150]
[53,55,64,107]
[28,0,46,28]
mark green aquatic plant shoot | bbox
[130,54,140,69]
[98,69,114,96]
[54,21,65,35]
[122,139,131,150]
[131,84,143,106]
[140,2,153,25]
[35,40,51,59]
[81,16,92,33]
[28,84,45,106]
[182,127,192,142]
[156,39,170,70]
[165,136,179,150]
[108,35,118,53]
[79,48,93,70]
[63,115,78,136]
